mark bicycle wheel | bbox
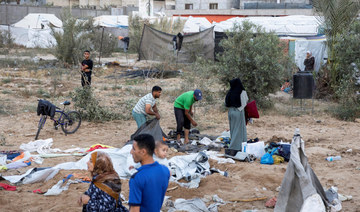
[61,111,81,134]
[35,115,47,140]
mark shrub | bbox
[71,87,127,122]
[214,21,293,109]
[52,9,117,65]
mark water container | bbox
[293,71,314,99]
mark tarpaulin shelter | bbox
[12,13,63,29]
[183,16,212,33]
[275,128,329,212]
[0,13,62,48]
[139,25,215,63]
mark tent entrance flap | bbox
[139,25,215,63]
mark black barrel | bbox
[293,71,314,99]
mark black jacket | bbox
[37,99,56,118]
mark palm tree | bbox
[312,0,360,89]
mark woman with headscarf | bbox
[225,78,249,155]
[78,151,128,212]
[304,51,315,71]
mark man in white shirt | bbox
[132,86,162,128]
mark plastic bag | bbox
[261,148,277,165]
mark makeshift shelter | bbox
[213,15,321,37]
[183,16,212,33]
[275,128,329,212]
[0,13,62,48]
[139,25,215,63]
[13,13,62,29]
[93,15,129,51]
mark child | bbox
[78,151,128,212]
[154,140,169,159]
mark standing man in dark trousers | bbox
[81,50,93,87]
[174,89,203,144]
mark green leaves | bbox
[215,21,291,108]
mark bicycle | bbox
[35,100,82,140]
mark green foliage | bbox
[0,29,14,48]
[215,21,291,108]
[52,9,117,65]
[128,15,145,53]
[71,87,127,122]
[313,0,360,90]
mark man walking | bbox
[132,86,162,128]
[174,89,203,144]
[129,134,170,212]
[81,50,93,87]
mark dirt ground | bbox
[0,54,359,212]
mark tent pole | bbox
[98,27,105,64]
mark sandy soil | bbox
[0,58,359,212]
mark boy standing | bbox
[81,50,93,87]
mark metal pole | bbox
[98,27,104,64]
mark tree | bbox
[215,21,291,108]
[312,0,360,90]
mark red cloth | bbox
[86,145,109,152]
[245,100,259,118]
[0,183,17,191]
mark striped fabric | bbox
[133,93,156,115]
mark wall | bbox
[175,0,234,10]
[0,5,111,25]
[46,0,79,7]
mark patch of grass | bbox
[1,89,12,94]
[125,78,144,85]
[1,78,12,84]
[102,86,108,91]
[19,89,35,98]
[17,83,25,88]
[23,104,37,113]
[37,88,51,98]
[112,85,122,90]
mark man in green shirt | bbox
[174,89,203,144]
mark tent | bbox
[93,15,129,28]
[183,16,212,33]
[275,128,329,212]
[12,13,62,29]
[139,25,215,63]
[213,15,321,37]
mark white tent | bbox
[93,15,129,28]
[295,39,328,72]
[213,15,321,36]
[12,13,62,29]
[183,16,212,33]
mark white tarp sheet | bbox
[93,15,129,28]
[183,16,212,33]
[214,15,321,36]
[13,13,62,29]
[295,39,328,72]
[0,25,60,48]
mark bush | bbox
[214,21,293,109]
[71,87,128,122]
[52,9,117,65]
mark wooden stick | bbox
[167,186,178,192]
[229,197,267,202]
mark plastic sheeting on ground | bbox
[274,128,329,212]
[166,195,226,212]
[20,138,61,155]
